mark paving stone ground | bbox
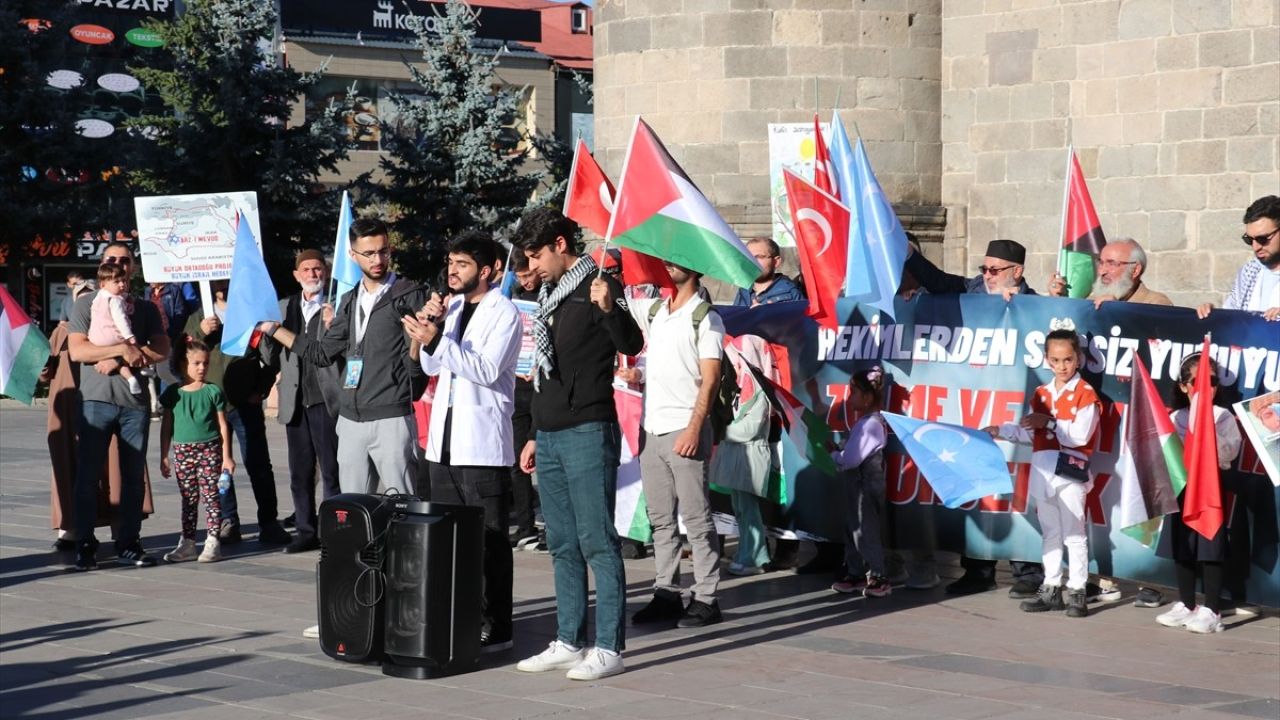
[2,402,1278,720]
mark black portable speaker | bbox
[316,493,395,664]
[381,498,484,679]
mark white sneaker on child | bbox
[516,640,585,673]
[164,538,198,563]
[197,536,221,563]
[1185,605,1224,634]
[1155,601,1195,628]
[565,647,625,680]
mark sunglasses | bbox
[103,256,132,266]
[978,264,1015,276]
[1241,228,1279,246]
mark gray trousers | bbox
[639,429,721,603]
[335,414,417,495]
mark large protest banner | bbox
[742,294,1279,606]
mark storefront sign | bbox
[281,0,541,44]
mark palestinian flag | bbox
[1183,335,1224,540]
[0,286,50,405]
[1116,355,1186,546]
[742,360,837,476]
[563,139,673,290]
[606,117,761,288]
[613,387,652,542]
[1060,148,1106,298]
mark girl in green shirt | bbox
[159,340,235,563]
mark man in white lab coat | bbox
[402,231,524,653]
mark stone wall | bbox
[941,0,1280,307]
[593,0,945,244]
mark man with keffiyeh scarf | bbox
[510,208,643,682]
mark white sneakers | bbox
[1185,605,1224,634]
[516,641,623,679]
[565,648,625,681]
[1156,602,1224,633]
[302,624,321,639]
[198,536,221,563]
[1156,602,1195,627]
[163,538,198,563]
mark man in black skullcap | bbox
[900,238,1044,598]
[905,239,1036,298]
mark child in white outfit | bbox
[986,326,1101,618]
[88,262,144,395]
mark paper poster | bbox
[512,299,538,377]
[133,191,261,283]
[767,123,828,249]
[1235,392,1280,486]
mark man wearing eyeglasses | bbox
[66,241,170,570]
[1197,195,1280,322]
[1046,238,1172,308]
[902,238,1045,598]
[257,218,428,496]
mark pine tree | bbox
[127,0,350,278]
[0,2,123,262]
[365,0,543,283]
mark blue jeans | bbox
[730,490,770,569]
[221,403,279,526]
[74,401,149,550]
[536,422,626,653]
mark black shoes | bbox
[1134,587,1164,608]
[620,539,647,559]
[510,528,539,549]
[283,535,320,554]
[945,573,998,596]
[631,591,686,625]
[1007,579,1041,599]
[1064,588,1090,618]
[115,542,157,568]
[281,512,296,529]
[53,538,76,552]
[1020,584,1065,613]
[259,522,292,545]
[73,539,100,572]
[677,600,723,628]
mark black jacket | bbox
[905,251,1037,296]
[531,273,644,432]
[290,276,428,423]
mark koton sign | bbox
[70,24,115,44]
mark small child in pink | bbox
[88,262,144,395]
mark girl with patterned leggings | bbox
[159,339,235,563]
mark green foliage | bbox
[127,0,352,278]
[362,0,543,282]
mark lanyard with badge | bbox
[344,292,377,389]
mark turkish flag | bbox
[1182,335,1224,540]
[783,169,849,329]
[813,114,838,199]
[564,139,672,290]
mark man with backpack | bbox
[615,261,727,629]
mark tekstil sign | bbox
[70,23,115,44]
[125,27,163,47]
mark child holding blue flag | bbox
[829,367,891,598]
[984,324,1100,619]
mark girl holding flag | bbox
[1156,354,1243,634]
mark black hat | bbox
[985,239,1026,265]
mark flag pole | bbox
[1057,144,1073,279]
[597,115,640,279]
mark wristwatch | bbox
[1045,419,1057,432]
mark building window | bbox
[571,8,588,34]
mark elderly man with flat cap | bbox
[905,239,1035,300]
[901,238,1045,598]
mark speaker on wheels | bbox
[316,493,394,664]
[381,498,484,679]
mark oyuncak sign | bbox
[724,295,1280,606]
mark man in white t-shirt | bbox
[605,261,727,629]
[1197,195,1280,322]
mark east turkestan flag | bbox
[564,138,672,291]
[1115,355,1186,547]
[881,413,1015,508]
[221,210,281,357]
[1060,149,1106,299]
[606,117,761,289]
[0,286,51,405]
